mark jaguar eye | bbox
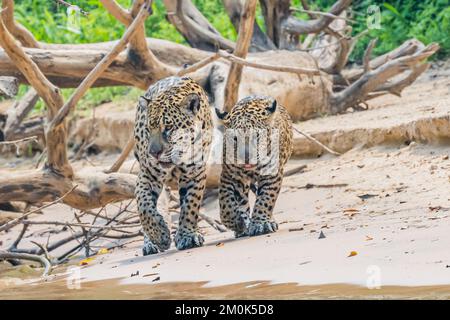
[162,126,172,139]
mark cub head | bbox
[215,96,278,170]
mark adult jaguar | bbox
[215,96,293,238]
[134,76,212,255]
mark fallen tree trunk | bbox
[0,39,437,121]
[0,168,136,210]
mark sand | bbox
[0,64,449,299]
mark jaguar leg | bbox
[174,170,206,250]
[248,174,282,236]
[219,169,251,238]
[135,169,171,255]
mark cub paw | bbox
[234,230,248,238]
[248,220,278,236]
[174,231,205,250]
[233,211,250,238]
[142,235,159,256]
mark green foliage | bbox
[6,0,450,111]
[349,0,450,62]
[193,0,237,40]
[291,0,449,61]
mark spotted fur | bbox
[216,96,293,237]
[134,76,212,255]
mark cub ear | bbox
[266,99,277,114]
[185,94,201,116]
[215,108,228,120]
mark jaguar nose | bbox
[149,142,163,159]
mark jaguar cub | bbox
[134,76,212,255]
[216,96,293,237]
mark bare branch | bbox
[218,50,321,75]
[21,220,140,232]
[4,117,44,143]
[0,185,78,233]
[330,43,439,114]
[0,135,38,146]
[104,137,135,174]
[292,127,341,156]
[199,212,227,233]
[284,164,307,177]
[308,10,358,74]
[100,0,132,25]
[3,88,39,139]
[327,30,367,74]
[290,7,357,24]
[8,224,29,251]
[223,0,258,111]
[363,38,377,73]
[129,0,174,76]
[341,39,425,83]
[177,52,221,76]
[374,63,430,97]
[0,250,51,277]
[1,0,39,47]
[283,0,352,35]
[171,0,236,52]
[300,0,316,18]
[222,0,276,51]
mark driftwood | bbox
[223,0,258,111]
[0,185,77,233]
[0,250,51,277]
[0,1,150,210]
[1,199,146,272]
[0,0,439,214]
[2,88,39,139]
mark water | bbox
[2,277,450,299]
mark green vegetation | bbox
[7,0,450,111]
[292,0,450,60]
[350,0,450,61]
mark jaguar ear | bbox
[215,108,228,120]
[266,99,277,114]
[139,95,151,105]
[186,94,201,116]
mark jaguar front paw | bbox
[144,214,171,252]
[142,234,160,256]
[248,220,278,236]
[174,231,204,250]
